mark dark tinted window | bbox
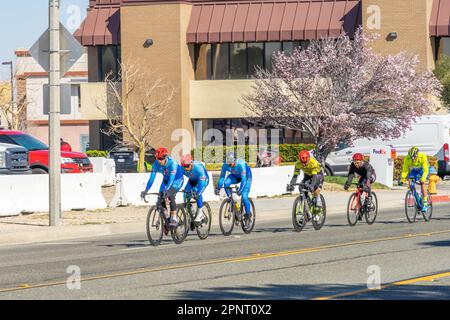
[248,43,264,77]
[6,134,48,151]
[230,43,247,79]
[265,42,282,73]
[213,44,230,79]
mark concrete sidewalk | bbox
[0,185,449,247]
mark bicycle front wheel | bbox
[292,196,307,232]
[146,206,164,246]
[364,193,378,225]
[405,190,418,223]
[347,193,360,226]
[312,195,326,231]
[171,206,188,244]
[219,199,235,236]
[422,194,433,222]
[241,199,256,234]
[196,202,212,240]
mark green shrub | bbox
[192,144,316,164]
[86,150,108,158]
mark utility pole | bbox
[49,0,61,226]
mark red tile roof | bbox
[187,0,362,43]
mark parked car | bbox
[0,142,31,174]
[0,129,93,174]
[326,115,450,177]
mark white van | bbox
[326,115,450,177]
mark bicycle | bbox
[143,192,188,246]
[288,182,326,232]
[346,183,378,226]
[405,178,433,223]
[180,189,212,240]
[218,186,256,236]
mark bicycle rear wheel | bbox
[405,190,418,223]
[196,202,212,240]
[146,206,164,246]
[347,193,360,226]
[171,206,188,244]
[422,194,433,222]
[241,199,256,234]
[219,199,235,236]
[364,193,378,225]
[292,196,307,232]
[312,195,326,231]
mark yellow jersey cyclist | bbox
[287,150,324,210]
[401,147,429,212]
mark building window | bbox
[99,46,121,81]
[248,43,264,78]
[265,42,282,73]
[230,43,247,79]
[195,41,309,80]
[213,43,230,80]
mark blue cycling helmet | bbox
[226,152,236,164]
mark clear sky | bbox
[0,0,89,80]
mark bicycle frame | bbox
[409,179,424,210]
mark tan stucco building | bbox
[75,0,450,152]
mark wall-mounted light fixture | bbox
[386,32,398,41]
[143,38,154,48]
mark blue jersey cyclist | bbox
[140,148,184,228]
[215,152,253,218]
[180,154,210,225]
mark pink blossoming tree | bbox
[242,29,442,164]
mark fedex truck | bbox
[326,115,450,178]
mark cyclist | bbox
[180,154,210,225]
[401,146,429,212]
[140,148,185,228]
[215,152,253,220]
[344,153,377,197]
[287,150,324,210]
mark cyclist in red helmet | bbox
[140,147,185,228]
[287,150,324,210]
[344,153,377,201]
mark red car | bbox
[0,130,93,174]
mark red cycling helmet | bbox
[155,147,169,160]
[299,150,310,164]
[352,153,364,161]
[180,154,193,167]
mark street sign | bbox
[29,23,84,76]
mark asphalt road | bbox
[0,201,450,300]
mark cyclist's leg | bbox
[241,177,252,217]
[168,179,184,226]
[311,173,324,207]
[194,180,208,222]
[184,181,194,205]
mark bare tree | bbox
[102,60,174,172]
[0,80,28,131]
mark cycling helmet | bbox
[352,153,364,161]
[408,147,419,159]
[226,152,236,164]
[299,150,310,164]
[180,154,193,167]
[155,147,169,160]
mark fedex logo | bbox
[372,149,387,155]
